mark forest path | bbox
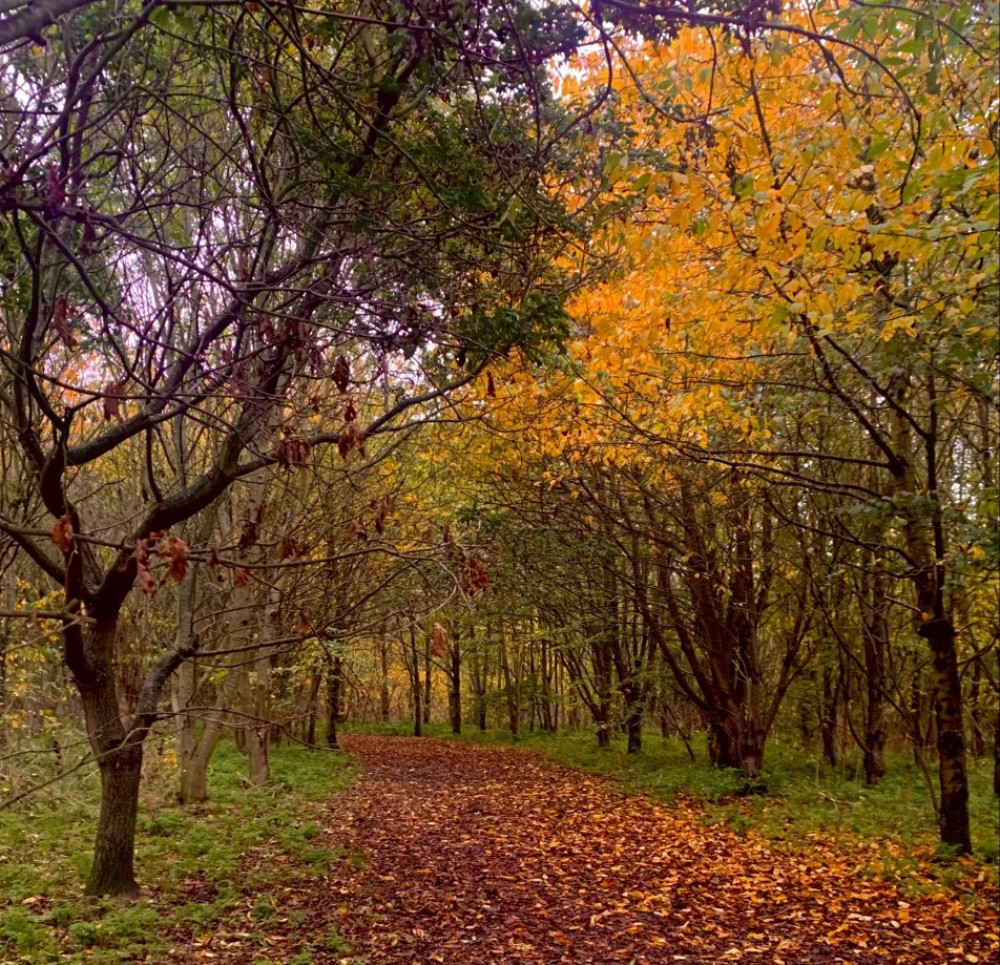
[312,736,994,965]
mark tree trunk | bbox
[327,653,343,749]
[409,623,422,737]
[820,665,838,769]
[179,728,222,804]
[622,682,643,754]
[176,663,243,804]
[709,707,765,778]
[921,610,971,852]
[379,633,391,721]
[66,612,152,897]
[243,660,270,786]
[500,632,518,736]
[306,669,322,747]
[90,742,144,897]
[862,571,888,785]
[449,635,462,735]
[993,708,1000,797]
[423,644,432,725]
[470,639,487,731]
[891,379,970,853]
[968,656,985,758]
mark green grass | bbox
[345,720,999,883]
[0,739,355,964]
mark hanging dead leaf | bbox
[332,355,350,393]
[431,622,448,658]
[238,520,258,553]
[344,402,357,423]
[275,436,311,469]
[232,566,249,587]
[102,381,127,422]
[339,420,361,460]
[137,562,157,595]
[167,538,189,583]
[50,515,74,552]
[487,370,496,398]
[52,296,77,348]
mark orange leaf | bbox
[50,515,74,553]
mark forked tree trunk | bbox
[65,605,184,897]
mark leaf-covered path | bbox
[315,737,995,964]
[168,736,996,964]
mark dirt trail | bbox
[313,736,996,964]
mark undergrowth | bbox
[0,738,354,964]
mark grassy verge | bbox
[0,739,355,964]
[344,720,999,888]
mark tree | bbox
[0,0,583,894]
[460,1,997,845]
[560,5,996,847]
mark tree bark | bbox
[378,633,391,721]
[709,707,766,778]
[409,622,422,737]
[499,630,518,736]
[920,608,970,852]
[448,632,462,735]
[862,571,888,785]
[622,681,643,754]
[423,644,432,725]
[327,652,343,749]
[90,741,143,897]
[820,665,838,769]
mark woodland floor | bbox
[168,736,998,965]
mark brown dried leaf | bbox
[339,421,360,460]
[50,515,73,553]
[102,381,127,422]
[52,296,77,348]
[137,561,157,595]
[168,537,189,584]
[238,520,258,553]
[431,622,448,658]
[333,355,350,393]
